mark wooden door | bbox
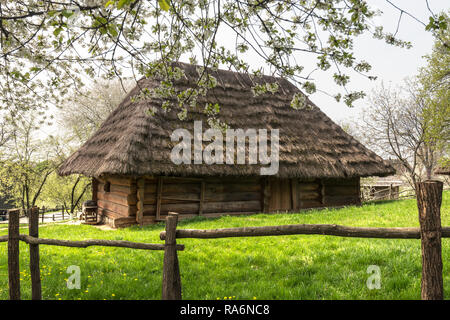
[268,178,292,212]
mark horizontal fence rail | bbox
[0,234,184,251]
[160,224,450,240]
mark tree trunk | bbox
[416,180,443,300]
[8,209,20,300]
[29,207,42,300]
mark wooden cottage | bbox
[58,63,394,228]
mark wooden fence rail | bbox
[160,224,450,240]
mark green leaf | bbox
[105,0,115,8]
[117,0,128,9]
[108,24,118,37]
[158,0,170,11]
[61,10,74,18]
[53,27,63,37]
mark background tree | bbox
[0,114,55,211]
[42,134,93,212]
[59,79,131,146]
[359,80,447,189]
[0,116,14,147]
[418,13,449,162]
[40,173,91,213]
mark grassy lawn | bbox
[0,192,449,300]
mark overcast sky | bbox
[310,0,449,124]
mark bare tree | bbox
[59,79,131,146]
[359,82,445,189]
[0,116,15,148]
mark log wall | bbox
[96,176,138,228]
[94,175,361,228]
[321,178,361,207]
[267,177,360,212]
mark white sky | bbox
[308,0,449,124]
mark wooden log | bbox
[144,183,157,194]
[163,176,203,183]
[205,200,261,213]
[8,209,20,300]
[92,178,99,202]
[97,191,132,207]
[322,195,359,206]
[101,183,136,195]
[299,191,321,201]
[324,185,358,197]
[416,180,443,300]
[291,179,298,211]
[207,183,261,193]
[29,207,42,300]
[297,182,320,192]
[105,176,134,187]
[114,215,150,228]
[137,179,145,226]
[97,199,137,216]
[156,177,163,220]
[143,200,262,216]
[18,234,184,251]
[269,179,280,211]
[299,199,323,209]
[320,180,326,205]
[322,178,359,187]
[163,182,200,194]
[262,177,270,213]
[136,190,263,206]
[280,179,292,211]
[162,212,182,300]
[199,181,205,215]
[160,224,450,240]
[203,176,260,184]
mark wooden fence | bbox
[0,206,74,224]
[0,207,184,300]
[160,180,448,300]
[361,184,450,203]
[1,180,448,300]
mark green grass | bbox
[0,192,449,300]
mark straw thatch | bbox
[58,62,394,179]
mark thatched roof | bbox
[59,62,394,179]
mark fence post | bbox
[29,206,42,300]
[8,209,20,300]
[162,212,182,300]
[41,207,44,224]
[416,180,443,300]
